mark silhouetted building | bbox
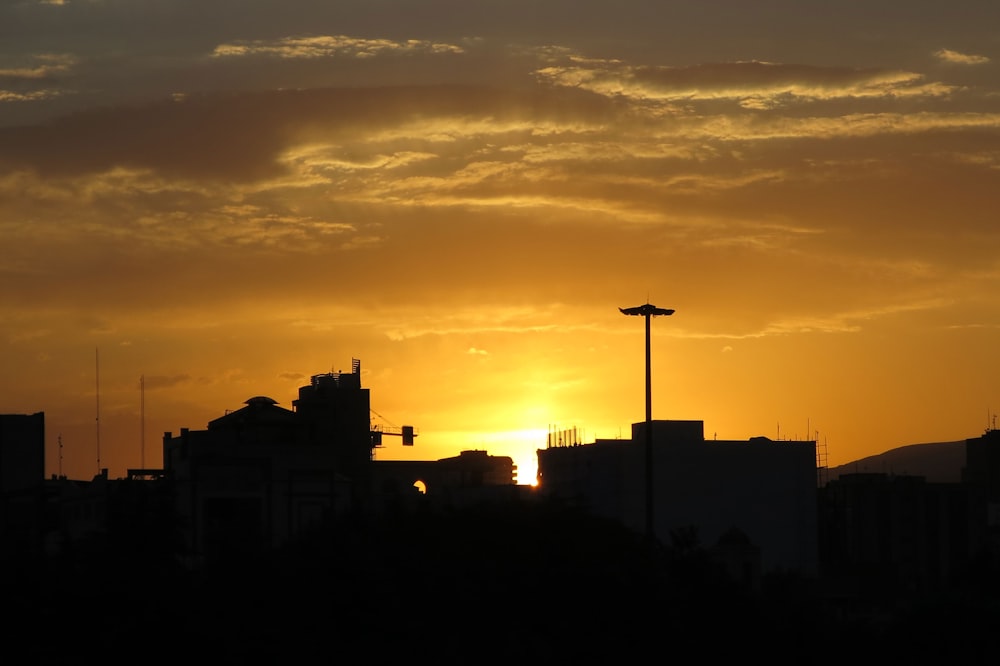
[0,412,44,494]
[373,449,520,511]
[292,361,375,481]
[161,360,519,566]
[44,471,111,557]
[964,428,1000,522]
[1,412,46,562]
[536,419,818,577]
[819,472,973,600]
[816,430,1000,603]
[963,427,1000,578]
[162,363,371,566]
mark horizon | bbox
[2,2,999,482]
[24,358,990,485]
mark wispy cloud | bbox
[0,89,61,102]
[212,35,465,59]
[744,299,951,338]
[141,374,192,390]
[0,53,75,80]
[535,60,954,108]
[0,54,74,104]
[934,49,990,65]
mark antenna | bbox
[140,374,145,470]
[58,433,63,478]
[95,348,101,474]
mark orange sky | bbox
[2,2,1000,483]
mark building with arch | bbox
[161,360,517,565]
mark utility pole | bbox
[619,302,675,544]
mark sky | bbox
[3,1,1000,484]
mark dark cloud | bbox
[142,374,192,390]
[633,61,894,89]
[0,84,613,180]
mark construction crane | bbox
[370,408,417,449]
[370,423,417,448]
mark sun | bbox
[468,427,548,486]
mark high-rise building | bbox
[0,412,46,561]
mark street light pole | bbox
[619,302,675,544]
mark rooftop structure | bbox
[537,419,819,577]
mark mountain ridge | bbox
[827,439,971,484]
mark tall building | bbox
[962,427,1000,576]
[162,363,372,565]
[0,412,44,494]
[963,427,1000,514]
[0,412,46,562]
[537,419,818,577]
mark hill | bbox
[827,439,968,484]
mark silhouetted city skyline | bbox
[4,3,1000,659]
[4,369,1000,661]
[4,2,1000,487]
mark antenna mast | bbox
[140,374,145,469]
[95,347,101,474]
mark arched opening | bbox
[413,479,427,494]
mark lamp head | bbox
[619,303,675,317]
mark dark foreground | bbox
[6,498,999,664]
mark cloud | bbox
[0,89,60,102]
[139,374,192,390]
[765,299,952,337]
[3,72,992,199]
[0,53,76,80]
[467,347,490,355]
[0,85,611,180]
[212,35,465,60]
[0,54,74,105]
[0,62,997,327]
[535,60,954,108]
[7,327,51,343]
[934,49,990,65]
[386,321,562,342]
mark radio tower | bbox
[95,347,101,475]
[140,374,145,470]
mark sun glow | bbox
[467,427,549,486]
[421,429,549,486]
[372,424,548,486]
